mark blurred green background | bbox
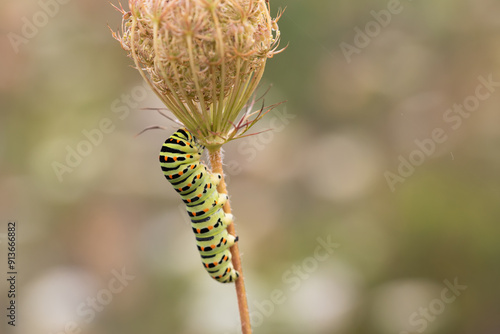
[1,1,500,334]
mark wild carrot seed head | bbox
[113,0,283,148]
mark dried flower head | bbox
[112,0,284,148]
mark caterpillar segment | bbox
[159,128,240,283]
[191,210,233,237]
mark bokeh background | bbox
[1,1,500,334]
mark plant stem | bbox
[208,147,252,334]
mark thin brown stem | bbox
[208,147,252,334]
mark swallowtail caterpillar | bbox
[159,128,240,283]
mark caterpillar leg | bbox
[221,213,233,228]
[210,173,223,186]
[217,193,229,206]
[225,233,238,247]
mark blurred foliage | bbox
[1,1,500,334]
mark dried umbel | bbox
[113,0,283,148]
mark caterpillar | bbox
[159,128,240,283]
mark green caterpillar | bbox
[159,128,240,283]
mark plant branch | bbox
[208,147,252,334]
